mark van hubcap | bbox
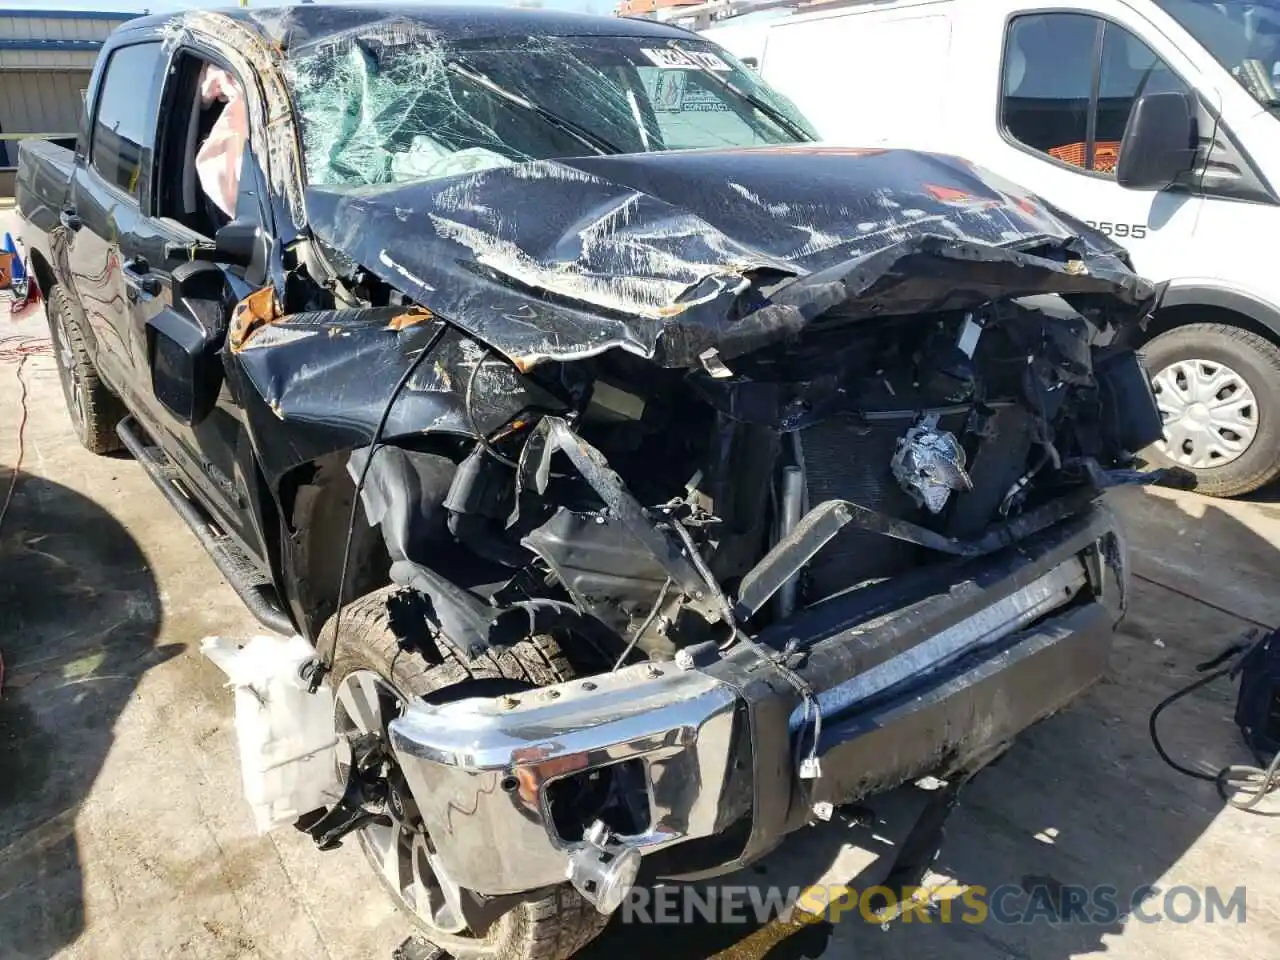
[1151,359,1257,469]
[333,670,467,935]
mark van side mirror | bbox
[1116,91,1197,190]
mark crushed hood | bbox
[304,146,1156,371]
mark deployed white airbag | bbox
[195,65,249,218]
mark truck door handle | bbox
[123,258,162,298]
[59,207,82,232]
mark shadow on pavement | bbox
[579,492,1274,960]
[0,469,178,960]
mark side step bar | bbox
[116,417,295,636]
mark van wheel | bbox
[46,285,123,454]
[320,586,610,960]
[1142,323,1280,497]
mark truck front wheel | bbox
[1142,323,1280,497]
[320,586,610,960]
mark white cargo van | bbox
[686,0,1280,497]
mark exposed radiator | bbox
[796,409,1034,602]
[797,417,921,601]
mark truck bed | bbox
[16,138,75,250]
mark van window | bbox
[1098,24,1188,171]
[1157,0,1280,108]
[1001,14,1190,175]
[91,42,166,198]
[1002,13,1096,167]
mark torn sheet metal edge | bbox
[518,416,721,622]
[201,634,340,833]
[327,217,1154,374]
[304,153,1157,374]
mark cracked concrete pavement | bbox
[1,205,1277,959]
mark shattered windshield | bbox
[283,29,818,187]
[1158,0,1280,106]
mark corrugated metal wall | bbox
[0,70,88,166]
[0,15,117,42]
[0,15,125,71]
[0,12,133,172]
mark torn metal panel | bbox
[305,147,1156,373]
[518,416,720,622]
[521,507,674,639]
[732,487,1103,623]
[229,285,283,353]
[224,311,538,484]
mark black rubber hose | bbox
[311,322,450,691]
[1148,653,1280,814]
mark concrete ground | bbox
[1,206,1276,960]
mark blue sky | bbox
[0,0,618,15]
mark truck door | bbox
[983,8,1210,278]
[64,40,167,402]
[118,49,270,565]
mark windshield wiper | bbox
[445,60,625,156]
[667,41,815,144]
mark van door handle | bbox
[59,207,82,232]
[122,258,161,298]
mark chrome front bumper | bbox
[387,663,739,896]
[387,506,1125,899]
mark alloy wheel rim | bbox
[51,309,85,432]
[1151,358,1258,469]
[334,670,468,936]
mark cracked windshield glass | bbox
[283,27,818,187]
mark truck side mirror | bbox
[214,219,263,266]
[1116,91,1197,191]
[214,218,272,287]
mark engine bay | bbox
[346,293,1171,671]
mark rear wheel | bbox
[321,586,610,960]
[1142,323,1280,497]
[46,285,123,454]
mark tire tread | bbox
[321,587,608,960]
[1142,322,1280,497]
[48,285,124,454]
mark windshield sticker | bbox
[641,48,732,71]
[648,72,732,113]
[650,71,686,111]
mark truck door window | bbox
[1002,14,1190,176]
[90,41,165,200]
[155,53,248,238]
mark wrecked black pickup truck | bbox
[17,4,1177,958]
